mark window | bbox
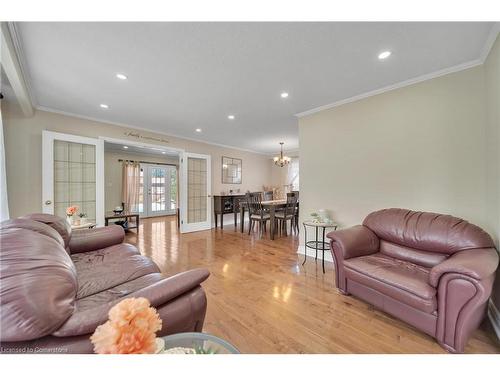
[287,158,299,191]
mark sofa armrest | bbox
[68,225,125,254]
[429,248,499,288]
[52,268,210,337]
[327,225,379,260]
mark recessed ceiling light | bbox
[161,151,166,154]
[196,128,202,133]
[227,115,235,120]
[123,146,128,149]
[116,73,128,80]
[280,92,289,98]
[100,104,109,109]
[378,51,391,60]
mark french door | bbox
[139,164,177,217]
[180,152,212,233]
[42,131,104,226]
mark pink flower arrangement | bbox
[66,205,79,217]
[90,297,162,354]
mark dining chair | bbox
[246,192,270,237]
[275,192,298,236]
[262,191,273,201]
[292,191,299,233]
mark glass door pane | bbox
[187,157,207,224]
[53,140,96,222]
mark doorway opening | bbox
[103,141,180,221]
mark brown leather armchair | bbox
[327,208,499,353]
[0,214,209,353]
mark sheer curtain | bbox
[121,161,140,212]
[0,105,9,221]
[285,157,299,193]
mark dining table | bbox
[239,199,294,240]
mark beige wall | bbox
[2,105,273,218]
[104,150,179,212]
[299,65,492,239]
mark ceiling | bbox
[13,22,496,154]
[104,141,180,157]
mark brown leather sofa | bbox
[327,208,499,353]
[0,213,209,354]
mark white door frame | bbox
[99,136,186,224]
[180,152,212,233]
[42,130,105,226]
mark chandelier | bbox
[273,142,291,167]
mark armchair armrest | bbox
[429,248,499,288]
[52,268,210,337]
[327,225,379,260]
[68,225,125,254]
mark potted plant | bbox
[65,205,79,225]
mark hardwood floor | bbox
[125,216,500,354]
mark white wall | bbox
[299,64,492,239]
[2,105,274,218]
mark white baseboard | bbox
[296,245,334,263]
[488,300,500,341]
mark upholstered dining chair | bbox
[275,192,298,236]
[246,192,270,237]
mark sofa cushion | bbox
[75,273,164,311]
[362,208,494,255]
[71,243,160,299]
[22,213,72,250]
[344,253,437,313]
[0,218,65,248]
[0,228,77,341]
[379,240,448,268]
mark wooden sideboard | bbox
[213,194,246,229]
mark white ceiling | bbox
[14,22,496,154]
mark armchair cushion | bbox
[327,225,379,260]
[53,268,210,337]
[429,248,499,287]
[69,225,125,254]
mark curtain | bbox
[285,157,299,193]
[0,105,9,221]
[121,161,140,212]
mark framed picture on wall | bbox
[221,156,242,184]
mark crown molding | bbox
[479,22,500,63]
[35,105,270,156]
[296,23,499,118]
[6,22,37,108]
[294,58,483,118]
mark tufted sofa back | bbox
[363,208,495,256]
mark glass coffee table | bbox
[160,332,239,354]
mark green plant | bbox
[194,346,218,354]
[78,212,87,218]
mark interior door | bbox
[141,164,177,217]
[180,152,211,233]
[42,130,104,226]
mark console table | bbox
[213,194,246,229]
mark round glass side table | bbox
[161,332,240,354]
[302,221,338,273]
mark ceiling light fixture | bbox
[161,151,166,154]
[227,115,235,120]
[273,142,291,167]
[123,146,128,149]
[378,51,391,60]
[116,73,128,80]
[280,92,289,98]
[100,104,109,109]
[196,128,202,133]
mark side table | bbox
[302,221,338,273]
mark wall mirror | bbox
[221,156,242,184]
